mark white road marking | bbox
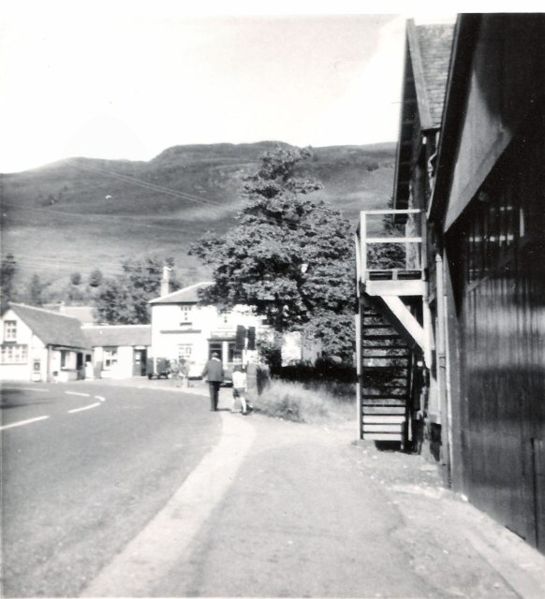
[67,402,101,414]
[0,415,50,430]
[65,391,90,397]
[95,395,106,402]
[1,387,48,393]
[81,412,256,597]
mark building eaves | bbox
[428,15,481,228]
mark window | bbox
[1,344,28,363]
[177,344,192,359]
[180,305,192,325]
[4,320,16,341]
[103,347,118,370]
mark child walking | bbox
[231,365,248,415]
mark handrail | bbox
[356,209,425,283]
[363,208,422,215]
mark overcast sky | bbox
[0,1,468,172]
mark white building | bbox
[0,303,90,382]
[149,282,267,377]
[83,324,151,379]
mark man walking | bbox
[201,352,224,411]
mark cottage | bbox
[83,324,151,379]
[0,303,90,382]
[149,282,267,377]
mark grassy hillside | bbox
[1,141,395,295]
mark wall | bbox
[151,302,264,375]
[444,16,545,230]
[49,349,79,382]
[447,122,545,552]
[92,345,143,379]
[0,309,47,381]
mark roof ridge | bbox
[149,280,213,303]
[9,302,81,322]
[82,324,151,329]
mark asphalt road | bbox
[1,382,221,597]
[3,381,544,599]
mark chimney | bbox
[160,265,171,297]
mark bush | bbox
[255,379,354,424]
[272,358,356,382]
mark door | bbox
[133,349,147,376]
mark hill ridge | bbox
[2,141,396,292]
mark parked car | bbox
[146,357,170,379]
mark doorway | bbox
[133,348,148,376]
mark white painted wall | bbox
[0,308,48,381]
[92,345,143,379]
[150,302,266,377]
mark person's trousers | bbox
[208,381,221,410]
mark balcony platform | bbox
[363,278,425,297]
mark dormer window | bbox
[180,305,192,326]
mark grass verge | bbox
[255,379,355,424]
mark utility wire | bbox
[71,161,224,207]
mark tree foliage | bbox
[88,268,104,288]
[28,274,51,306]
[70,272,82,286]
[366,199,406,270]
[94,256,180,324]
[1,253,17,311]
[190,146,355,362]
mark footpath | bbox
[91,377,545,598]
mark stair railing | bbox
[356,209,424,285]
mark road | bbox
[3,380,545,598]
[1,381,220,597]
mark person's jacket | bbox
[202,358,224,382]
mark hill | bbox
[1,141,395,294]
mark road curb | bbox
[80,410,256,597]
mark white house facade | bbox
[0,304,90,382]
[149,282,268,377]
[83,324,151,379]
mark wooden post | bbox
[355,307,362,440]
[354,233,361,298]
[360,212,367,280]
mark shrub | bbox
[255,379,354,424]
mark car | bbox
[146,357,170,379]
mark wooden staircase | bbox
[360,306,413,446]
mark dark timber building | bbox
[355,14,545,554]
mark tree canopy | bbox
[28,274,50,306]
[190,146,355,361]
[94,256,180,324]
[1,253,17,311]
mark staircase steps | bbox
[360,307,412,443]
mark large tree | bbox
[94,256,180,324]
[190,146,355,361]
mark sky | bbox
[0,1,486,173]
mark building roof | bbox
[393,20,455,209]
[409,23,455,129]
[42,303,97,324]
[8,303,89,349]
[83,324,151,347]
[59,305,97,325]
[149,281,213,305]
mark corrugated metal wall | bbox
[452,118,545,551]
